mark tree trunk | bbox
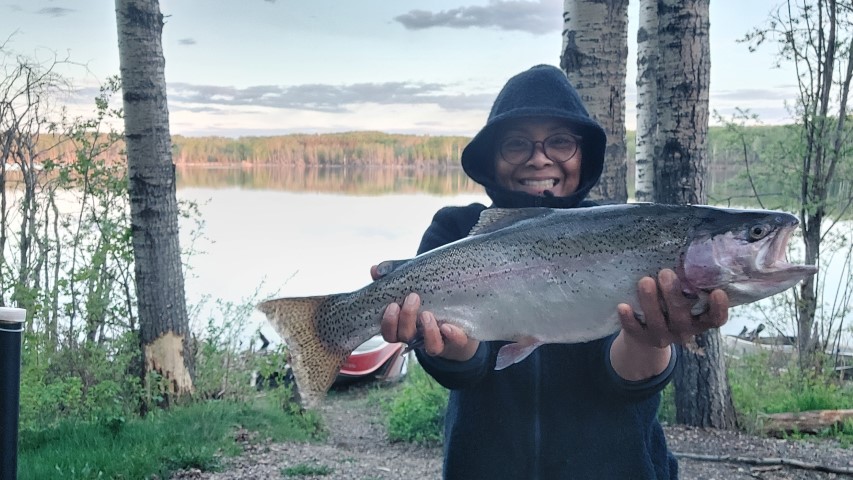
[654,0,709,206]
[673,328,737,428]
[634,0,658,202]
[561,0,629,204]
[653,0,737,429]
[115,0,194,406]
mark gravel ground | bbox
[173,383,853,480]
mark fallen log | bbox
[759,409,853,436]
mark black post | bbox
[0,307,25,480]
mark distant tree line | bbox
[30,125,804,184]
[170,126,801,177]
[170,131,471,168]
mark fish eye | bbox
[748,224,771,241]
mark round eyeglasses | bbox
[498,133,582,165]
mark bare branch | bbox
[674,451,853,476]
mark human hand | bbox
[610,269,728,380]
[370,265,479,362]
[617,269,729,349]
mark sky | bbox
[2,0,797,138]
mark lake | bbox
[175,165,489,347]
[175,165,851,351]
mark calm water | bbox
[176,166,489,346]
[176,166,851,350]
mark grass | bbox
[727,353,853,428]
[281,463,334,476]
[18,397,325,480]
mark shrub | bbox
[385,363,448,445]
[719,351,853,433]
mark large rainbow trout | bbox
[259,204,817,405]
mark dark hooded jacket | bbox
[414,65,679,479]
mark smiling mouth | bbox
[520,179,558,188]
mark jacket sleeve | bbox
[413,203,495,388]
[415,341,496,389]
[592,334,677,400]
[416,203,486,255]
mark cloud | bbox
[175,105,225,114]
[36,7,74,17]
[394,0,561,35]
[711,88,795,102]
[178,38,197,46]
[167,82,494,112]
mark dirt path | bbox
[174,384,441,479]
[174,384,853,479]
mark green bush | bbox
[19,332,143,430]
[385,363,448,445]
[657,383,676,424]
[19,399,322,480]
[729,352,852,416]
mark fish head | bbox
[681,208,818,307]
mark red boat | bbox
[334,335,412,386]
[253,334,412,391]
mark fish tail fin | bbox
[258,295,349,407]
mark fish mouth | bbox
[757,223,818,278]
[763,224,794,268]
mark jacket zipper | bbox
[533,352,541,479]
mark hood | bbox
[461,64,606,208]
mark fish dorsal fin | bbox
[469,207,553,236]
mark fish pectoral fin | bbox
[495,338,545,370]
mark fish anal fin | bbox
[257,296,350,407]
[469,207,553,236]
[495,338,545,370]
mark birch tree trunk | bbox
[561,0,629,204]
[653,0,737,429]
[115,0,194,407]
[634,0,658,202]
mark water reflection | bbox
[176,165,484,196]
[175,166,490,346]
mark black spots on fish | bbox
[314,299,349,348]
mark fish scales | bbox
[259,203,818,405]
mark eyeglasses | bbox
[498,133,582,165]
